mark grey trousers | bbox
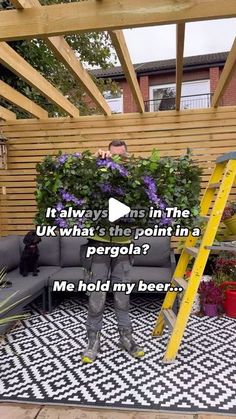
[85,247,133,332]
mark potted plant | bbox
[212,252,236,282]
[0,267,12,289]
[198,280,224,317]
[0,268,30,336]
[211,253,236,318]
[221,201,236,234]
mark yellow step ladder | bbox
[152,151,236,363]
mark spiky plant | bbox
[0,268,30,326]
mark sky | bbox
[120,18,236,64]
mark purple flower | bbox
[61,191,74,201]
[97,159,129,177]
[99,183,125,196]
[99,183,112,193]
[59,188,85,206]
[159,216,172,226]
[74,198,85,206]
[142,175,166,208]
[55,217,68,228]
[75,217,85,229]
[113,186,125,196]
[73,152,81,158]
[55,202,64,212]
[57,154,68,165]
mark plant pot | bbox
[223,214,236,234]
[220,281,236,318]
[203,303,218,317]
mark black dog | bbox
[19,230,41,277]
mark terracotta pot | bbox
[203,303,218,317]
[223,214,236,234]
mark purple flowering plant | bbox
[34,148,202,229]
[198,280,224,305]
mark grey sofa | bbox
[0,234,176,333]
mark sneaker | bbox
[81,330,101,364]
[118,327,145,358]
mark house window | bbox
[149,80,210,111]
[103,90,123,113]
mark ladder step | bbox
[208,182,220,189]
[162,309,176,330]
[205,245,236,253]
[185,246,199,257]
[224,235,236,241]
[172,277,188,291]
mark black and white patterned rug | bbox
[0,293,236,414]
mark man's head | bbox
[108,140,127,156]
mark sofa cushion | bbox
[48,267,85,286]
[0,276,45,303]
[20,235,60,266]
[6,266,61,285]
[60,237,88,267]
[133,236,171,267]
[0,235,20,272]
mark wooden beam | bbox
[175,23,185,111]
[0,80,48,119]
[109,30,144,113]
[10,0,111,116]
[45,37,111,116]
[0,0,236,41]
[0,43,80,117]
[0,105,16,120]
[211,37,236,107]
[10,0,35,7]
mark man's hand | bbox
[95,149,112,159]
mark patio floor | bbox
[0,293,236,415]
[0,403,236,419]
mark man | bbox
[81,140,145,364]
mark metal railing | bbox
[144,93,220,112]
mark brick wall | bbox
[83,65,236,113]
[210,67,219,94]
[210,66,236,106]
[149,69,209,86]
[220,69,236,106]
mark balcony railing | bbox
[144,93,221,112]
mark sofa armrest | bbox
[170,250,176,275]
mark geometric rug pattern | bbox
[0,293,236,414]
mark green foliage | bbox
[211,251,236,284]
[0,0,118,117]
[34,149,203,230]
[0,268,30,327]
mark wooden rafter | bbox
[109,30,144,113]
[10,0,111,116]
[211,37,236,107]
[10,0,36,7]
[0,105,16,120]
[45,37,111,116]
[175,23,185,111]
[0,42,80,117]
[0,80,48,119]
[0,0,235,41]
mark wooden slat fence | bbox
[0,106,236,251]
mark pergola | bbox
[0,0,236,237]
